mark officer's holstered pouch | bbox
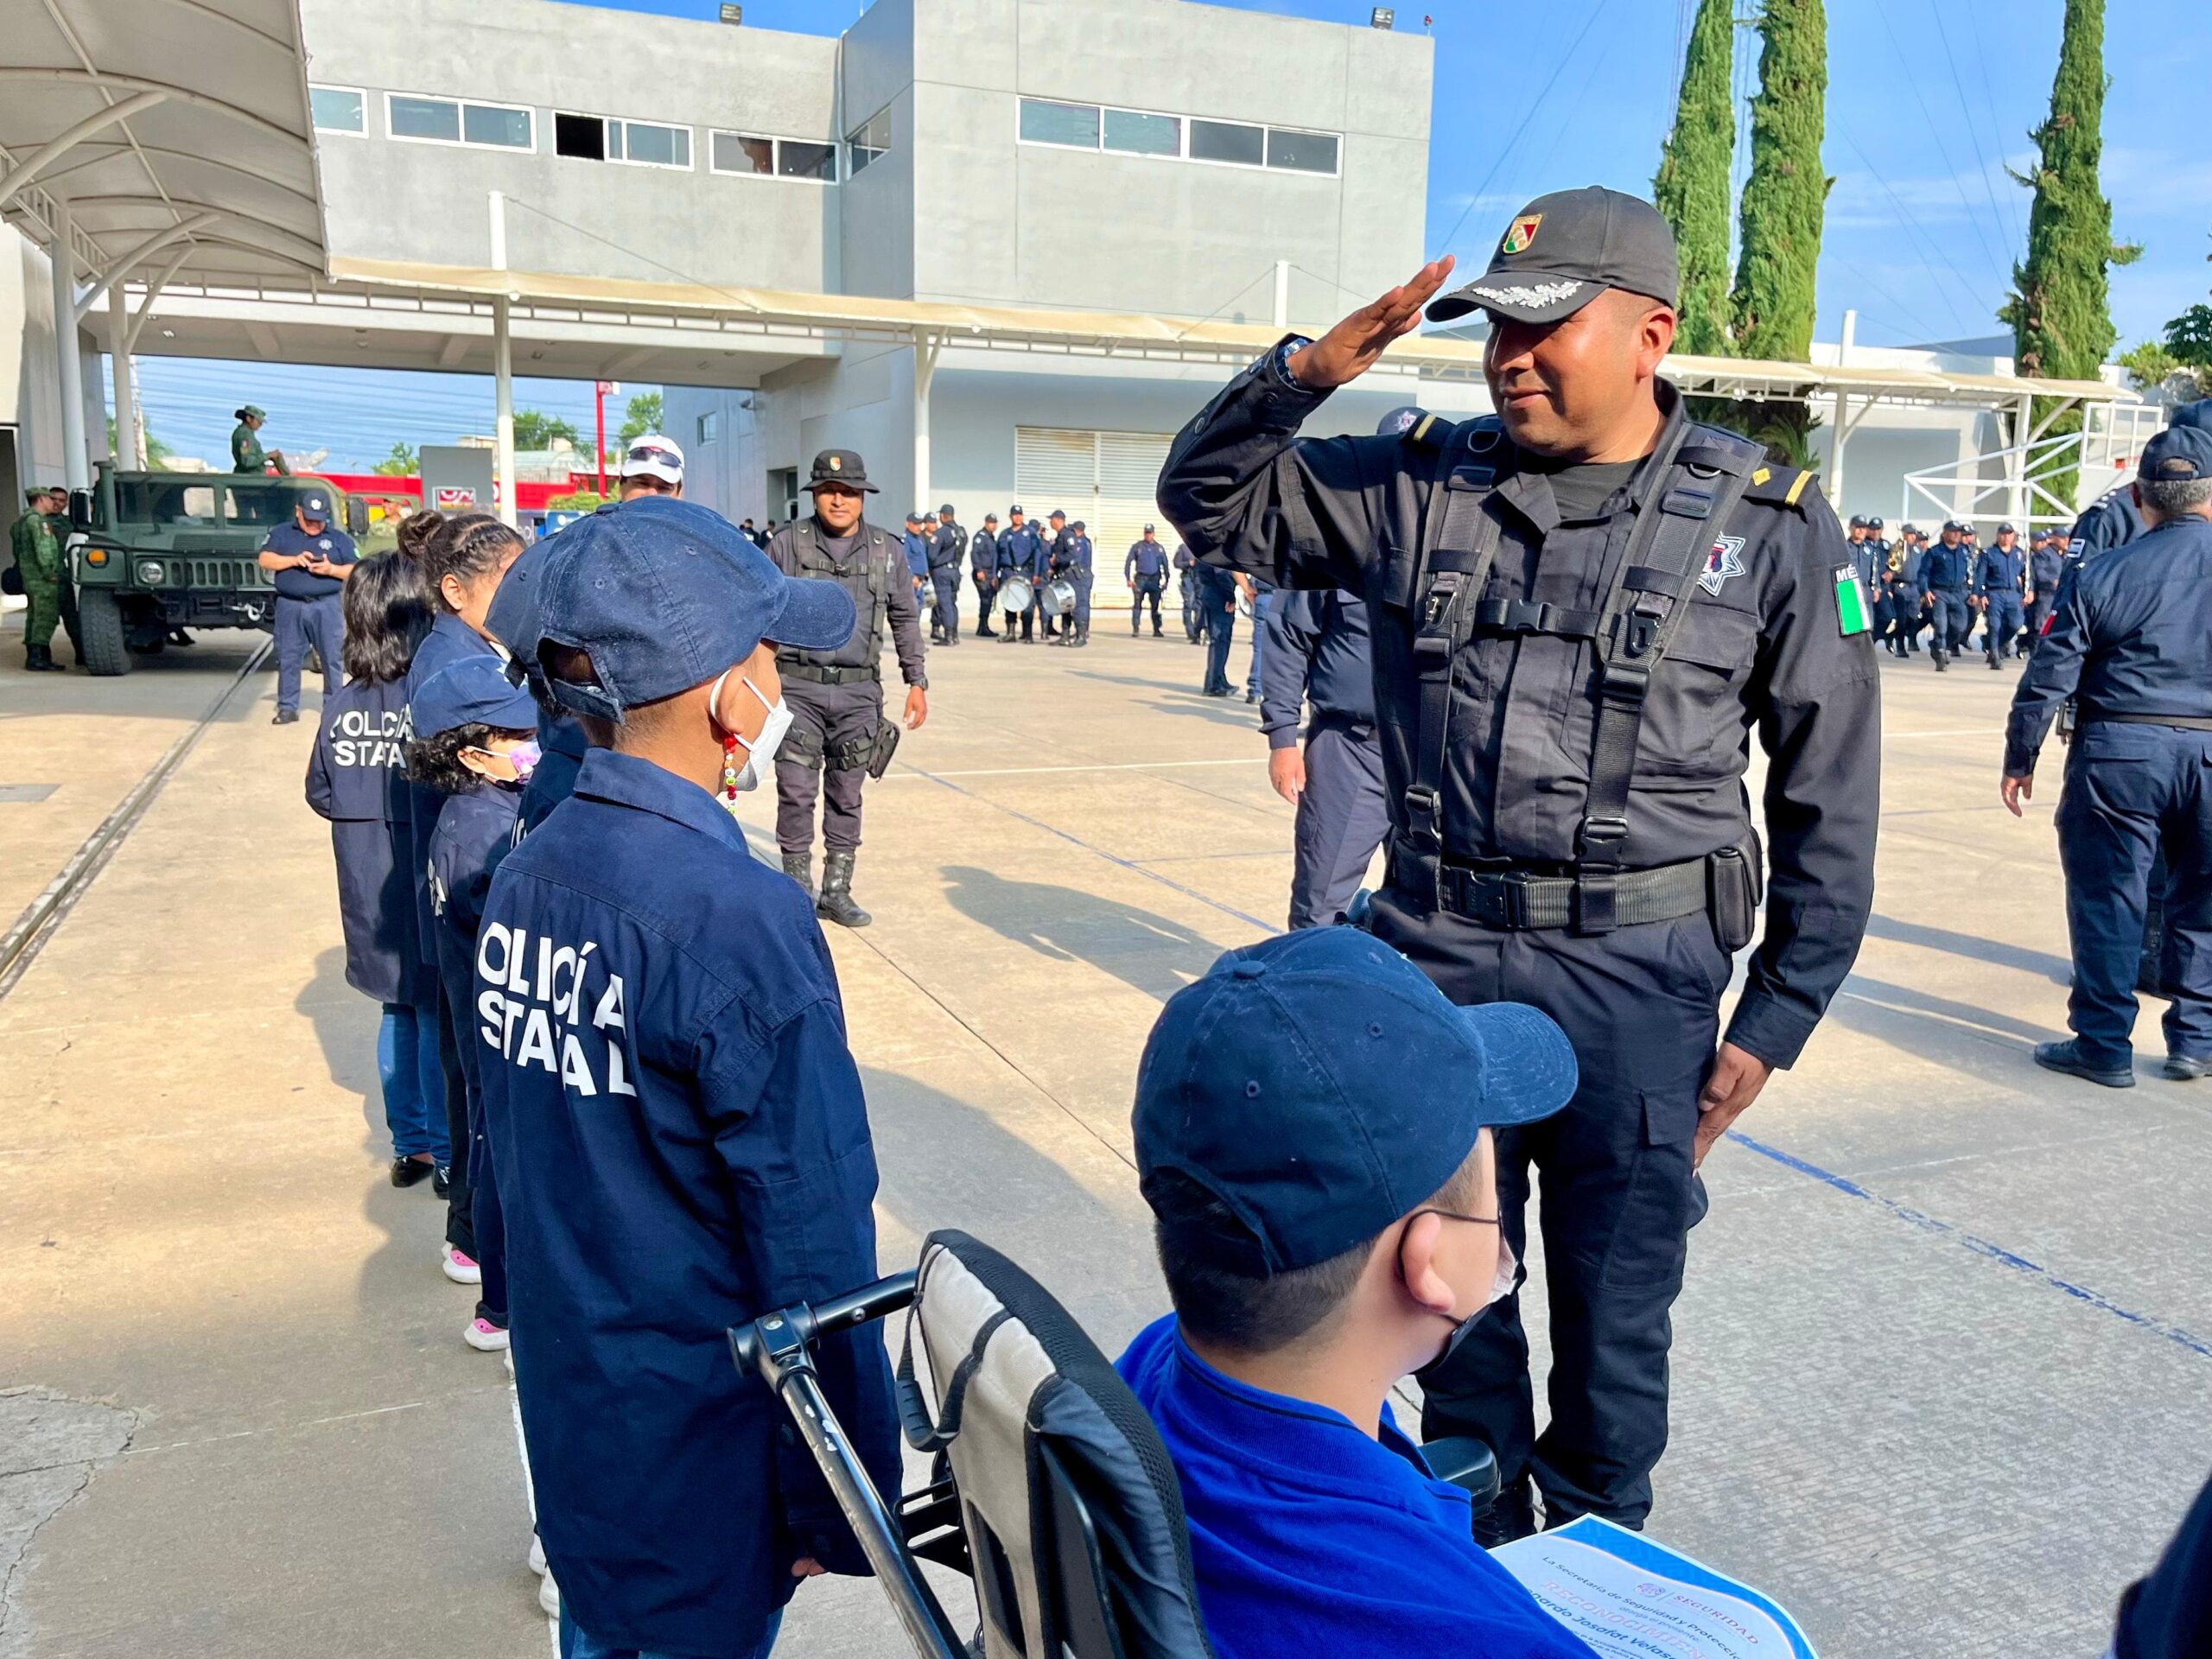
[1707,836,1763,953]
[864,718,901,779]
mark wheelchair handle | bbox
[729,1271,917,1377]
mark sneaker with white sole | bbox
[463,1316,510,1352]
[529,1535,547,1577]
[538,1573,560,1618]
[440,1244,481,1285]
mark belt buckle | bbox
[1496,868,1534,931]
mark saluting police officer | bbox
[1127,524,1170,636]
[1157,186,1879,1540]
[2003,424,2212,1088]
[767,451,928,928]
[971,512,1001,639]
[930,502,965,645]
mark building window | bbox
[1103,108,1179,157]
[555,111,607,160]
[1266,127,1339,175]
[1188,118,1264,168]
[709,131,836,181]
[309,86,365,135]
[1019,99,1099,149]
[697,410,721,447]
[779,140,836,181]
[387,94,533,150]
[845,106,892,175]
[613,119,690,168]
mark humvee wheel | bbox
[78,589,132,676]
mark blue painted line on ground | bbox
[1726,1129,2212,1361]
[901,761,1275,933]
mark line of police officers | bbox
[1852,513,2068,668]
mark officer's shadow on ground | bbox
[293,944,435,1312]
[861,1064,1160,1354]
[1824,969,2061,1077]
[939,864,1227,1005]
[1863,912,2071,987]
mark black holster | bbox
[1707,838,1763,953]
[864,718,901,779]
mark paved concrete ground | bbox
[2,617,2207,1659]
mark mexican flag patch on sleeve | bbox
[1833,565,1872,636]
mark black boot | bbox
[780,851,814,900]
[816,852,872,929]
[25,644,53,671]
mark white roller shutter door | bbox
[1014,428,1173,608]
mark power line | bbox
[1866,0,2012,285]
[1831,122,1986,337]
[1927,0,2022,271]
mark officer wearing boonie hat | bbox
[1158,182,1878,1540]
[478,494,899,1659]
[257,485,358,724]
[2005,424,2212,1090]
[764,450,927,927]
[1117,927,1591,1659]
[617,433,684,499]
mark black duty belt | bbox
[2082,711,2212,733]
[1394,842,1709,931]
[781,661,880,686]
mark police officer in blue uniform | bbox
[1159,187,1878,1538]
[929,502,965,645]
[258,486,356,724]
[2025,527,2067,652]
[1919,520,1975,670]
[2064,398,2212,567]
[1974,523,2028,668]
[970,512,1001,639]
[481,497,900,1659]
[1174,540,1203,642]
[1127,524,1170,635]
[1194,558,1239,696]
[2003,425,2212,1089]
[995,505,1042,644]
[1038,509,1072,639]
[1260,586,1389,929]
[1059,518,1096,646]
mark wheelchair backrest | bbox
[902,1230,1215,1659]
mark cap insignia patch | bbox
[1502,213,1542,255]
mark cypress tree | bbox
[2001,0,2140,509]
[1731,0,1827,363]
[1654,0,1737,357]
[1723,0,1829,465]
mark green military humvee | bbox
[66,466,357,676]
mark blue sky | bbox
[130,0,2212,468]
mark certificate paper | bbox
[1491,1516,1817,1659]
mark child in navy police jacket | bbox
[404,655,538,1356]
[305,553,450,1188]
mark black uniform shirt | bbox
[1158,352,1880,1066]
[930,520,963,570]
[969,527,998,580]
[2005,515,2212,775]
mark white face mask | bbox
[709,670,792,800]
[1421,1218,1519,1370]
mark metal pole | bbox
[491,192,517,528]
[108,281,140,467]
[1829,391,1849,511]
[594,382,607,497]
[1273,258,1290,328]
[912,336,937,515]
[48,195,89,490]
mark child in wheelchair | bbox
[1115,925,1598,1659]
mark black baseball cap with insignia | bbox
[806,449,878,493]
[1427,185,1681,326]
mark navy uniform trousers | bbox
[1927,588,1971,657]
[1376,893,1727,1530]
[931,568,962,642]
[275,592,344,715]
[1132,576,1165,633]
[2056,723,2212,1069]
[1287,720,1389,930]
[1984,593,2026,658]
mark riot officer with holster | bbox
[1157,187,1879,1541]
[766,449,929,929]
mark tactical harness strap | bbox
[1401,418,1763,932]
[778,518,891,672]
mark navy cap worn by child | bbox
[520,497,855,721]
[410,654,540,739]
[1133,926,1577,1276]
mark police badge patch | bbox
[1699,536,1746,596]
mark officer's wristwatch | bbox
[1268,336,1317,391]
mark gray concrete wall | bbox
[2,226,64,486]
[299,0,840,290]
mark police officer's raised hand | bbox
[1268,747,1306,804]
[2001,772,2033,817]
[1285,256,1456,391]
[903,686,928,730]
[1692,1041,1773,1168]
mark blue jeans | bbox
[376,1002,452,1162]
[559,1605,780,1659]
[1245,590,1271,696]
